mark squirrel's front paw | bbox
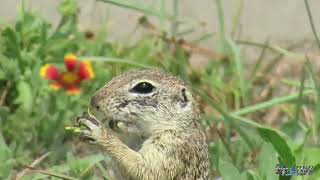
[77,112,105,144]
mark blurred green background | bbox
[0,0,319,179]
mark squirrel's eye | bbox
[130,82,154,94]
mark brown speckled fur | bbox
[78,69,209,180]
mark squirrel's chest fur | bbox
[108,129,209,180]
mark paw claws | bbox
[77,112,101,127]
[76,111,106,144]
[88,140,97,145]
[80,130,97,143]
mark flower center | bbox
[60,71,79,85]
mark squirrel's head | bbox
[90,69,199,136]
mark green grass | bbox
[0,0,319,179]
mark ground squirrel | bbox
[76,69,209,180]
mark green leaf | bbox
[0,55,20,80]
[258,127,296,167]
[58,0,77,16]
[230,115,296,167]
[313,164,320,178]
[303,148,320,166]
[219,160,246,180]
[0,107,10,123]
[299,148,320,179]
[14,81,33,112]
[1,27,21,59]
[296,147,320,168]
[245,170,260,180]
[0,134,14,179]
[0,70,5,80]
[259,143,278,180]
[15,11,47,49]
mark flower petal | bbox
[40,64,59,80]
[66,86,81,95]
[78,60,94,80]
[64,53,77,71]
[49,82,62,90]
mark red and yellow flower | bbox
[40,54,94,95]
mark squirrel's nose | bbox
[90,95,100,110]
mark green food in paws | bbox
[65,109,94,134]
[64,126,84,134]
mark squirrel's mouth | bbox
[88,106,121,131]
[108,118,128,133]
[108,119,118,130]
[108,118,137,134]
[89,105,130,133]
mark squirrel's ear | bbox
[178,87,192,108]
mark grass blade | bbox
[228,39,248,104]
[192,33,214,44]
[236,40,300,58]
[249,39,269,83]
[232,90,314,116]
[305,55,320,143]
[98,0,173,20]
[171,0,179,36]
[79,56,156,69]
[215,0,225,42]
[293,65,306,123]
[231,0,244,38]
[304,0,320,51]
[25,166,78,180]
